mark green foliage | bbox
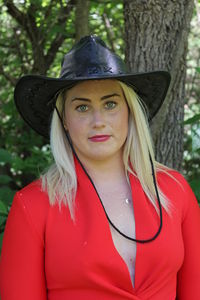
[0,0,124,251]
[184,13,200,202]
[183,109,200,201]
[88,1,124,56]
[0,149,12,164]
[184,114,200,125]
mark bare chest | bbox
[100,193,136,287]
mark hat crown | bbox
[60,35,128,79]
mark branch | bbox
[102,12,116,52]
[44,0,57,20]
[4,0,75,74]
[26,2,40,43]
[13,28,28,74]
[0,42,17,49]
[4,0,40,46]
[4,0,26,27]
[75,0,90,42]
[0,64,17,85]
[26,3,45,73]
[44,0,76,71]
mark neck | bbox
[74,151,127,184]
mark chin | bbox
[87,150,121,162]
[74,144,123,162]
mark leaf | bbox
[189,179,200,202]
[0,148,12,164]
[196,67,200,74]
[0,187,15,205]
[12,156,24,170]
[0,200,7,214]
[0,175,13,184]
[183,114,200,125]
[0,231,4,253]
[48,25,67,36]
[2,100,16,115]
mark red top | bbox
[0,158,200,300]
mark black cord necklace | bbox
[55,107,163,244]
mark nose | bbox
[91,109,105,128]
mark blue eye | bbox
[105,101,117,109]
[76,105,88,112]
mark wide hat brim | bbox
[14,70,170,139]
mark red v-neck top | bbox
[0,158,200,300]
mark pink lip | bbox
[89,135,110,142]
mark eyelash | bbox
[75,101,117,112]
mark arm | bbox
[176,179,200,299]
[0,192,47,300]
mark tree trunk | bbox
[75,0,90,42]
[124,0,194,170]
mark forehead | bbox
[65,79,123,98]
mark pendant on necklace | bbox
[125,198,130,204]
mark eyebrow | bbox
[71,93,121,102]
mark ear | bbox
[64,124,68,131]
[63,120,68,131]
[62,113,68,131]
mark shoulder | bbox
[16,178,45,195]
[12,180,50,241]
[15,179,50,210]
[157,168,193,195]
[157,168,198,218]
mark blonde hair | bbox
[41,80,174,221]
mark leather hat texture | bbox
[14,35,171,138]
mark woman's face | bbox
[64,79,129,164]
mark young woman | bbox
[0,35,200,300]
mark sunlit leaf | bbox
[196,67,200,73]
[184,114,200,125]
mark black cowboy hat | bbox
[14,35,171,138]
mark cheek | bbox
[115,107,129,132]
[67,120,80,136]
[120,111,129,142]
[65,114,87,139]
